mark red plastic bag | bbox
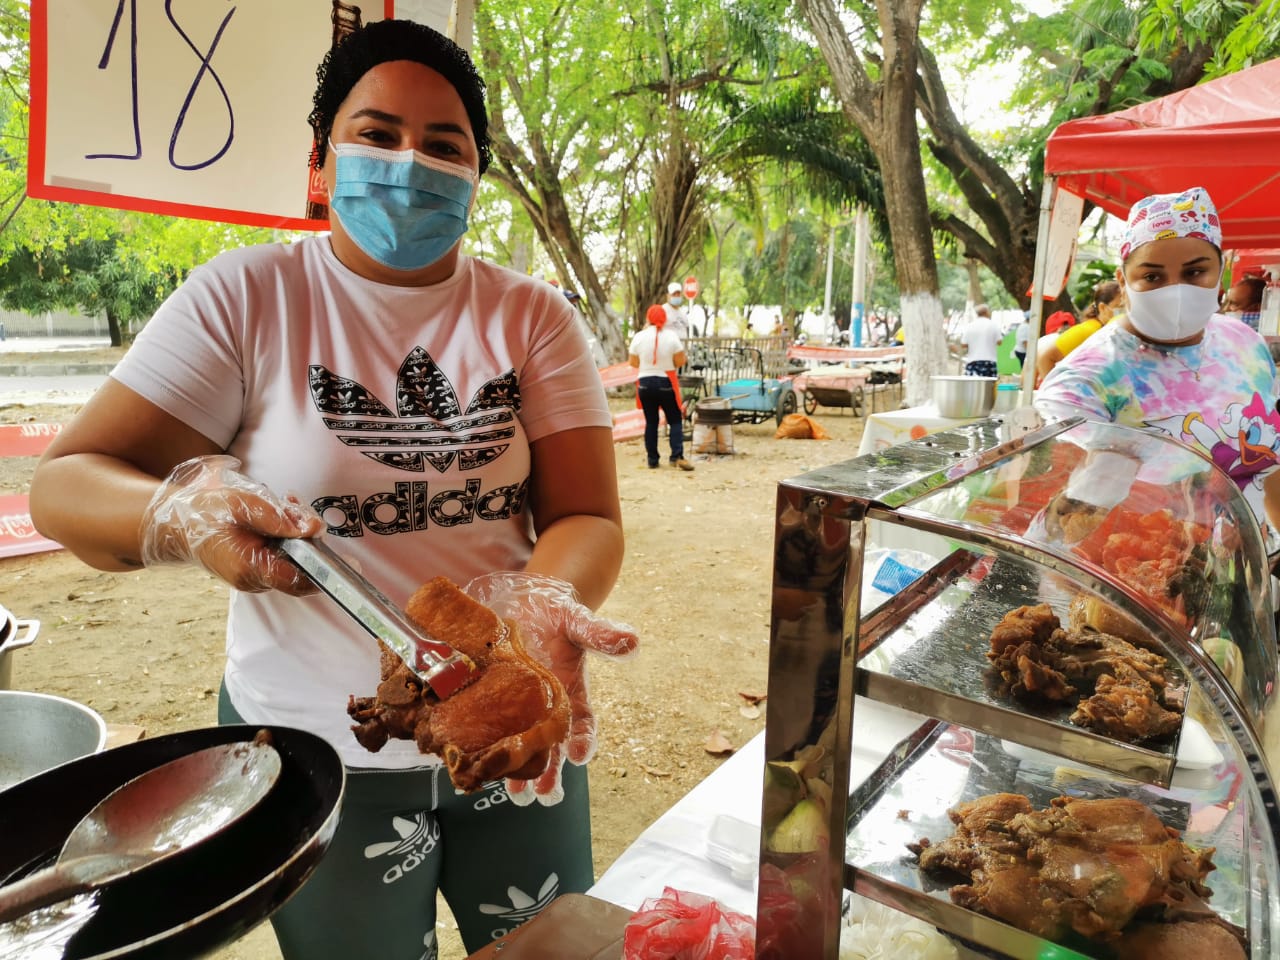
[622,887,755,960]
[754,859,828,959]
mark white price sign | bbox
[28,0,470,230]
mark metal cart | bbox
[706,346,798,426]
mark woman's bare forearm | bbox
[30,453,165,570]
[523,514,624,610]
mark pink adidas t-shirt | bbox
[112,238,611,767]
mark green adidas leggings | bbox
[219,686,594,959]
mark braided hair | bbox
[307,19,491,174]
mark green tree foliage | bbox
[1139,0,1280,78]
[476,0,884,359]
[741,219,822,318]
[917,0,1280,315]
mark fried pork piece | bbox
[1067,595,1161,651]
[987,606,1076,701]
[1070,665,1182,741]
[986,604,1183,742]
[347,577,570,792]
[1002,639,1077,701]
[989,604,1059,656]
[912,794,1220,946]
[1052,631,1170,691]
[1113,919,1246,960]
[1044,493,1108,544]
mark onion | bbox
[838,895,957,960]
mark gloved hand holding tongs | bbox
[140,454,324,594]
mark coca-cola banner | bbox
[28,0,473,232]
[0,495,62,560]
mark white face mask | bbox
[1125,281,1220,343]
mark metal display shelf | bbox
[754,412,1279,959]
[853,545,1187,787]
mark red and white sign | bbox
[0,423,62,458]
[27,1,469,231]
[683,275,700,300]
[0,495,62,560]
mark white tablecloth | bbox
[587,698,929,917]
[856,403,981,456]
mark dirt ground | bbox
[0,355,866,960]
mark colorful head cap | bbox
[647,304,667,328]
[1120,187,1222,261]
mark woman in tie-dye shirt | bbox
[1036,187,1280,530]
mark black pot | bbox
[0,724,344,959]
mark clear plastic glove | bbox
[1064,450,1141,509]
[140,454,324,595]
[463,571,638,806]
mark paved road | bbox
[0,336,111,353]
[0,373,107,406]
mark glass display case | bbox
[755,412,1279,959]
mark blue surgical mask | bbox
[328,141,477,271]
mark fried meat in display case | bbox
[756,412,1279,960]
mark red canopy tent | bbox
[1231,248,1280,281]
[1043,57,1280,250]
[1020,58,1280,391]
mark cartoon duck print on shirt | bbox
[307,346,522,474]
[1148,392,1280,499]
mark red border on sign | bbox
[0,424,62,458]
[0,495,62,559]
[27,0,329,232]
[28,1,421,232]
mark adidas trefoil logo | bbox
[309,347,522,474]
[364,813,441,885]
[478,873,560,924]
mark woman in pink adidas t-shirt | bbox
[31,19,634,960]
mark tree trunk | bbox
[476,26,628,363]
[626,130,704,326]
[876,5,948,406]
[965,259,982,308]
[106,307,123,348]
[916,34,1217,316]
[799,0,948,406]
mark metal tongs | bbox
[278,537,478,700]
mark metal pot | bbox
[0,724,344,958]
[0,605,39,691]
[993,383,1022,413]
[0,690,106,791]
[931,375,997,418]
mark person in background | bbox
[1031,310,1077,386]
[1223,276,1265,331]
[1036,186,1280,530]
[29,19,636,959]
[959,304,1001,377]
[1035,280,1126,384]
[629,304,694,471]
[662,282,691,340]
[1013,311,1031,369]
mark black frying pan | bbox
[0,724,344,959]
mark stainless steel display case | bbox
[755,412,1279,959]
